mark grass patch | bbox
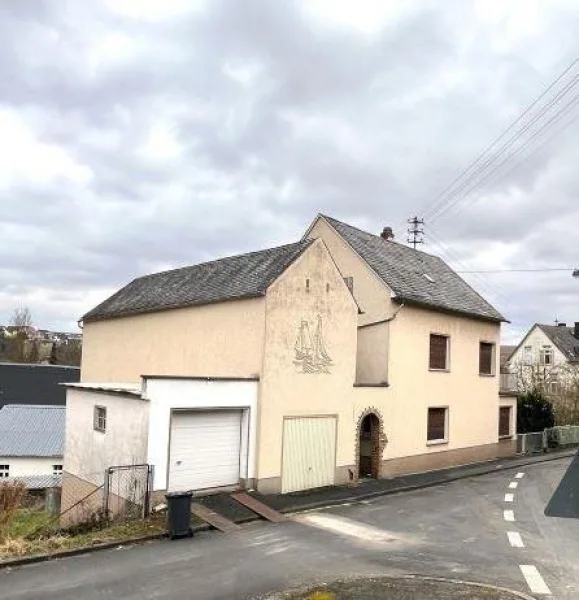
[0,510,165,561]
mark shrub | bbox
[0,481,27,539]
[517,390,555,433]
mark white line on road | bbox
[504,509,515,522]
[504,493,514,502]
[509,481,519,489]
[293,513,399,544]
[507,531,524,548]
[520,565,551,595]
[515,472,525,479]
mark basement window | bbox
[0,464,9,478]
[94,406,107,433]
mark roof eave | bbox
[393,296,507,324]
[82,291,267,324]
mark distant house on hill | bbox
[0,362,80,409]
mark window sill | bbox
[479,373,496,377]
[353,382,390,388]
[426,439,448,447]
[429,368,450,373]
[93,428,106,434]
[499,435,513,441]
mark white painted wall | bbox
[0,456,62,477]
[509,326,568,369]
[64,388,150,487]
[143,378,259,491]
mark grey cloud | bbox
[0,0,577,337]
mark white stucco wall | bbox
[509,325,568,369]
[143,377,259,491]
[0,456,62,477]
[64,388,150,486]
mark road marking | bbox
[520,565,551,595]
[504,509,515,522]
[504,493,514,502]
[515,472,525,479]
[509,481,519,489]
[293,513,398,544]
[507,531,524,548]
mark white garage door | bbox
[168,410,242,492]
[281,416,337,493]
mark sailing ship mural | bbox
[293,315,333,374]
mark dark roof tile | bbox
[320,215,505,322]
[538,325,579,362]
[83,240,313,322]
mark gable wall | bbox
[80,297,266,383]
[508,326,569,369]
[257,239,359,485]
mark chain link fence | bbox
[104,464,154,522]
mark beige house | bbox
[62,215,517,518]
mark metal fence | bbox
[517,425,579,454]
[103,464,154,522]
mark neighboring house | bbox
[506,323,579,393]
[0,362,79,409]
[0,404,65,487]
[62,215,516,520]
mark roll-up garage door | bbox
[168,410,242,492]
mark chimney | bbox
[380,226,395,241]
[558,322,567,327]
[575,322,579,339]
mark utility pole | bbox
[407,216,425,250]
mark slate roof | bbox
[83,240,314,322]
[537,325,579,363]
[0,405,65,457]
[319,215,505,322]
[0,362,78,409]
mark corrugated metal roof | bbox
[0,405,65,457]
[320,215,505,322]
[5,474,62,489]
[83,240,313,322]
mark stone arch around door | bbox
[355,407,387,480]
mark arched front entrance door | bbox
[358,413,380,479]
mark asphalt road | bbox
[1,454,577,599]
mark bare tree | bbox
[10,307,33,329]
[513,360,579,425]
[7,307,35,363]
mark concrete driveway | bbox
[1,454,577,599]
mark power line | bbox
[410,50,579,227]
[442,106,579,223]
[429,91,579,224]
[426,75,579,219]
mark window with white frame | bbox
[53,464,63,476]
[523,346,533,365]
[539,346,554,366]
[94,406,107,432]
[0,464,9,478]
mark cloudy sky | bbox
[1,0,578,342]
